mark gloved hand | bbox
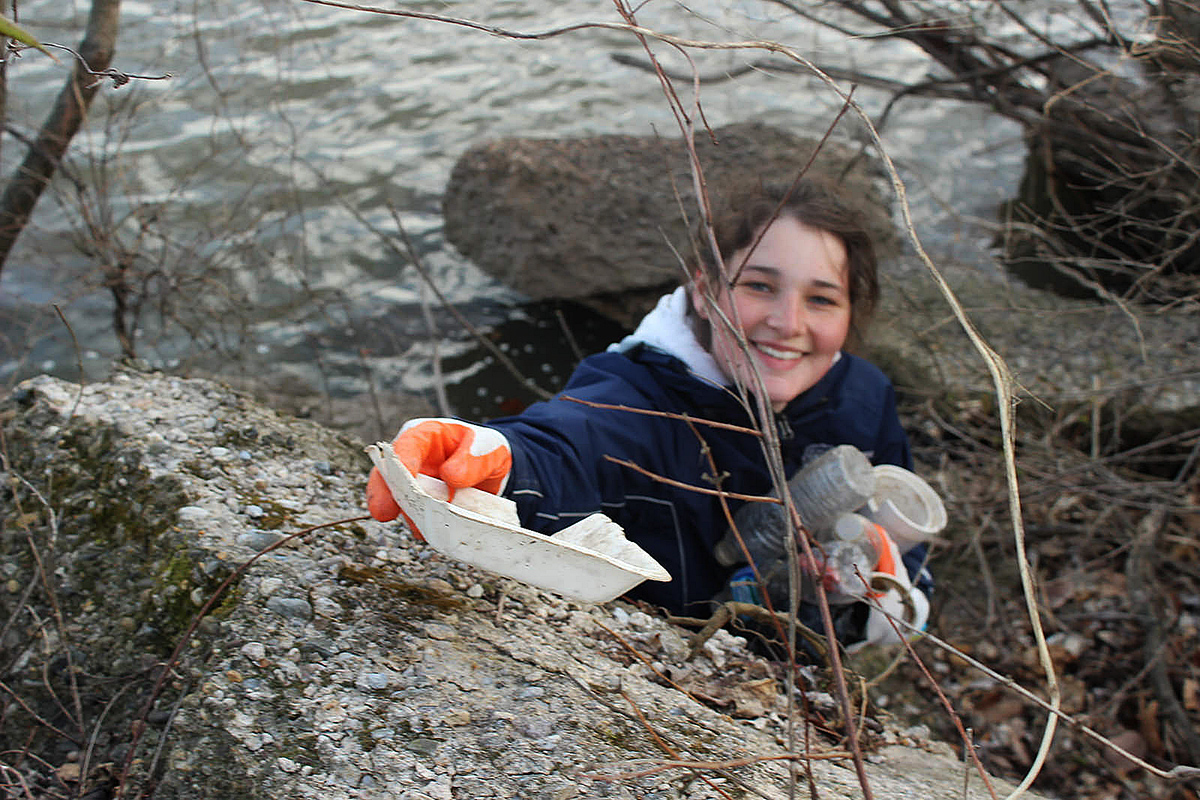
[852,530,930,650]
[366,418,513,524]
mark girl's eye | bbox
[737,280,774,294]
[809,294,839,306]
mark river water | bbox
[0,0,1138,424]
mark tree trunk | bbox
[0,0,120,274]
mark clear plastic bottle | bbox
[713,445,876,567]
[814,513,887,604]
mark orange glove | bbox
[858,528,929,650]
[366,418,513,524]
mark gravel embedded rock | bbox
[0,368,1051,799]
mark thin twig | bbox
[51,304,85,417]
[355,347,389,442]
[581,750,852,781]
[614,689,738,800]
[864,604,999,799]
[79,679,139,795]
[39,42,171,86]
[595,620,705,706]
[140,678,191,796]
[602,454,778,504]
[9,475,85,739]
[1127,507,1200,764]
[877,611,1200,783]
[562,395,762,436]
[553,307,585,364]
[0,763,35,800]
[381,203,554,402]
[417,277,452,417]
[0,680,82,746]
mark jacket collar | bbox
[608,287,728,387]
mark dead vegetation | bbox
[883,390,1200,800]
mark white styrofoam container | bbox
[367,443,671,604]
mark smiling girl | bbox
[368,179,931,648]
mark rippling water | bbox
[3,0,1080,417]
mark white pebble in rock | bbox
[237,532,284,551]
[534,734,562,751]
[313,597,341,618]
[178,506,211,523]
[277,757,299,773]
[424,623,456,641]
[520,719,554,738]
[259,577,284,597]
[209,446,231,460]
[241,642,267,661]
[406,738,440,757]
[244,504,265,519]
[443,709,471,726]
[628,611,653,629]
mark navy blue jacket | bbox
[488,343,928,616]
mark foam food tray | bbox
[367,443,671,603]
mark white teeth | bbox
[755,343,803,360]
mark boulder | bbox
[443,122,895,324]
[0,369,1050,799]
[864,257,1200,441]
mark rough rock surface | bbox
[865,257,1200,427]
[443,122,895,317]
[0,369,1051,799]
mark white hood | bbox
[607,287,729,387]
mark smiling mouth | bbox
[753,342,805,361]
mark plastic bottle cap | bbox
[833,513,868,542]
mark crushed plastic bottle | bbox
[714,445,876,568]
[815,513,889,603]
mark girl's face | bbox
[693,215,852,411]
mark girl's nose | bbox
[767,291,805,335]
